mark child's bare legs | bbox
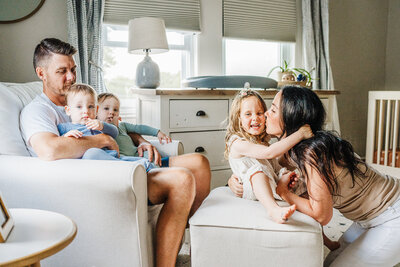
[251,172,296,223]
[323,229,340,251]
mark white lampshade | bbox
[128,17,169,54]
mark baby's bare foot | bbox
[269,205,296,224]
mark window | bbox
[102,24,194,96]
[224,38,295,80]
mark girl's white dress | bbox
[228,135,283,201]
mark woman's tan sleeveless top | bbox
[332,164,400,221]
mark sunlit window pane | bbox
[106,25,128,42]
[224,39,295,81]
[103,47,183,94]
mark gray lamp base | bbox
[136,54,160,89]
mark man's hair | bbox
[33,38,77,70]
[98,93,120,106]
[65,84,97,105]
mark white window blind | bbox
[104,0,200,32]
[223,0,297,42]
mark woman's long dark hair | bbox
[290,131,366,196]
[280,86,366,196]
[280,86,326,138]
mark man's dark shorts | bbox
[147,157,169,206]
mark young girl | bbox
[225,89,312,223]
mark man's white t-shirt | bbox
[20,93,70,156]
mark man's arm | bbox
[128,132,161,165]
[30,132,118,160]
[128,132,147,146]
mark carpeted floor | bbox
[176,209,400,267]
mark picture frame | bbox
[0,192,14,242]
[0,0,45,24]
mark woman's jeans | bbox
[324,196,400,267]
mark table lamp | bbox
[128,17,169,89]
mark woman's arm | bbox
[231,125,312,159]
[276,163,333,225]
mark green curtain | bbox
[67,0,106,93]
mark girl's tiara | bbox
[239,82,251,96]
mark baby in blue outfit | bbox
[57,83,155,172]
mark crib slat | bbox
[384,100,391,165]
[392,100,399,167]
[377,100,384,165]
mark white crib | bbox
[366,91,400,177]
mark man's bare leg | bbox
[148,167,196,267]
[169,153,211,216]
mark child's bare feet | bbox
[269,204,296,223]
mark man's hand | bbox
[228,174,243,197]
[137,142,161,166]
[157,130,172,144]
[64,129,83,138]
[100,134,119,156]
[86,119,104,131]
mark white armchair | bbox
[0,82,183,267]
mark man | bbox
[20,38,211,267]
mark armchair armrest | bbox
[0,155,149,267]
[149,140,184,157]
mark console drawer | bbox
[169,100,229,129]
[170,130,227,168]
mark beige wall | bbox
[0,1,68,83]
[385,0,400,90]
[329,0,389,156]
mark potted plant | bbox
[292,67,315,87]
[267,60,296,82]
[267,61,315,88]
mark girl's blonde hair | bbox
[224,89,270,159]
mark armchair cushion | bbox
[0,82,42,156]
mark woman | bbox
[228,86,400,267]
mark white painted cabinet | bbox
[132,89,340,189]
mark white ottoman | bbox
[189,187,323,267]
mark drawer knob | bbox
[196,110,206,116]
[195,146,205,153]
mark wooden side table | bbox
[0,209,77,267]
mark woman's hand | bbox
[228,174,243,197]
[86,119,104,131]
[299,124,313,139]
[63,129,83,138]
